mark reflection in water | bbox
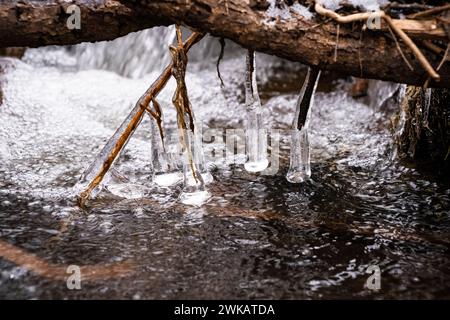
[0,240,134,281]
[0,29,449,299]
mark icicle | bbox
[422,88,432,129]
[150,115,183,187]
[179,124,211,206]
[191,120,214,185]
[286,67,321,183]
[244,50,269,173]
[178,112,211,205]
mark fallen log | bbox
[0,0,449,88]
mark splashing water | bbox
[287,68,321,183]
[70,27,177,78]
[244,51,269,173]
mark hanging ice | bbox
[150,116,183,187]
[179,116,211,206]
[244,50,269,173]
[191,120,214,185]
[286,67,321,183]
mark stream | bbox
[0,28,449,299]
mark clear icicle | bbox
[286,67,321,183]
[73,103,144,197]
[422,88,432,129]
[150,116,183,187]
[179,115,211,206]
[287,129,311,183]
[244,50,269,173]
[191,120,214,184]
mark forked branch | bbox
[77,31,204,207]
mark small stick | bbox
[387,24,414,71]
[421,40,447,56]
[386,3,432,11]
[407,4,450,20]
[314,2,440,81]
[384,14,440,81]
[424,42,450,87]
[437,43,450,71]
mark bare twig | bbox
[314,2,440,81]
[386,2,432,11]
[437,43,450,71]
[387,24,414,71]
[421,40,447,56]
[407,4,450,20]
[423,42,449,88]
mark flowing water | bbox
[0,28,449,299]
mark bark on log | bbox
[0,0,449,88]
[395,86,449,167]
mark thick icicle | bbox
[178,124,211,206]
[244,50,269,173]
[149,110,212,188]
[190,119,214,185]
[286,67,321,183]
[149,115,183,187]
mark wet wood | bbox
[0,0,449,88]
[394,86,450,166]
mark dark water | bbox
[0,36,449,299]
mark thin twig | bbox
[387,24,414,71]
[314,2,440,81]
[407,4,450,20]
[423,42,449,88]
[421,40,447,56]
[437,43,450,71]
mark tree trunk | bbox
[0,0,449,88]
